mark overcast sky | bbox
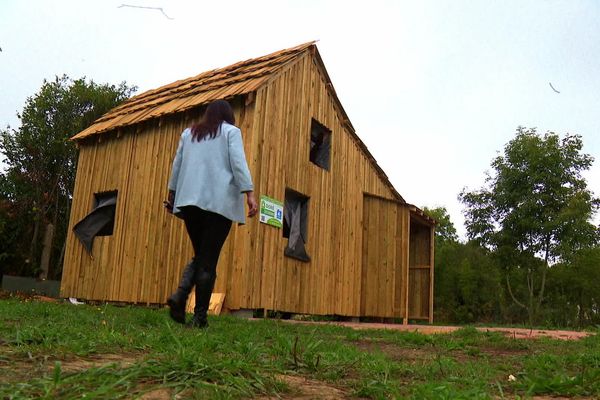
[1,0,599,237]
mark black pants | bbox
[181,206,232,278]
[180,206,232,319]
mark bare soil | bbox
[279,320,593,341]
[58,353,139,373]
[353,339,432,362]
[255,375,351,400]
[0,349,141,383]
[121,374,353,400]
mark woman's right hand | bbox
[246,191,258,217]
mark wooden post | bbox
[403,212,410,325]
[429,226,435,324]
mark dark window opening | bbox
[73,190,118,255]
[309,118,331,170]
[283,189,310,262]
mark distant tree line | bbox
[427,127,600,328]
[0,76,135,280]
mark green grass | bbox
[0,295,598,399]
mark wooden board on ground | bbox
[185,292,225,315]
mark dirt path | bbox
[274,320,593,340]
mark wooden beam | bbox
[429,226,435,324]
[403,211,410,325]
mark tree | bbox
[424,206,503,323]
[434,241,503,323]
[0,75,136,278]
[545,246,600,327]
[460,127,599,326]
[423,206,458,245]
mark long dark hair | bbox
[191,99,236,141]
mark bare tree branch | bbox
[506,274,528,310]
[118,4,174,20]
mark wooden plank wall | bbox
[238,53,399,317]
[408,219,432,320]
[61,52,408,318]
[61,99,253,304]
[360,196,409,318]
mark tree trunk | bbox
[506,270,535,328]
[39,223,55,279]
[55,238,67,280]
[54,196,72,280]
[528,269,536,327]
[578,289,584,328]
[29,210,41,273]
[48,188,61,279]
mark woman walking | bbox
[165,99,257,328]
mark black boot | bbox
[167,260,196,324]
[190,267,216,328]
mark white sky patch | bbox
[1,0,599,238]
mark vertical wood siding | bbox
[239,54,398,316]
[61,53,433,319]
[360,196,410,318]
[408,219,433,319]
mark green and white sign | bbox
[259,195,283,228]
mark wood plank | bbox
[403,207,410,324]
[360,197,370,315]
[186,292,225,315]
[429,226,435,323]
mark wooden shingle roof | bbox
[71,41,316,140]
[70,42,434,212]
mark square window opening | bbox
[309,118,331,171]
[73,190,118,255]
[283,189,310,262]
[93,191,118,236]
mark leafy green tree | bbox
[545,246,600,327]
[434,241,503,323]
[423,206,458,245]
[424,206,503,323]
[460,127,599,326]
[0,75,135,278]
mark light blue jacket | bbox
[168,122,254,223]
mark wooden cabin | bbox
[61,42,435,323]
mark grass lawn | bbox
[0,294,598,399]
